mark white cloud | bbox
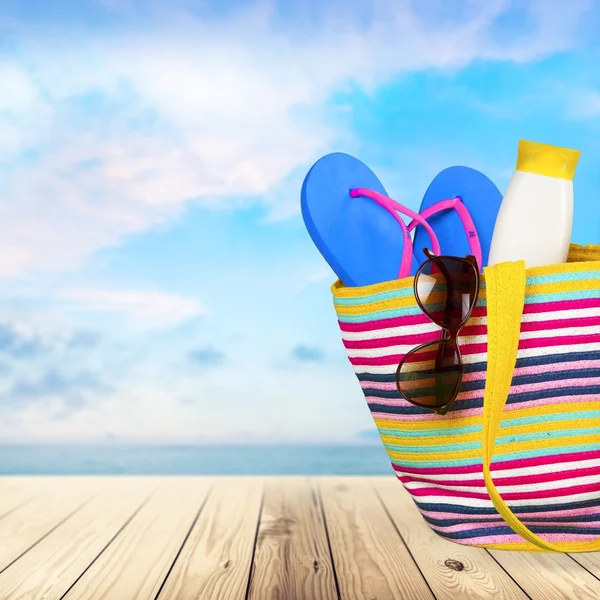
[59,288,206,329]
[0,63,39,113]
[0,354,368,443]
[565,90,600,120]
[0,282,366,443]
[0,0,593,277]
[0,0,596,445]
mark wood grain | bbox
[319,477,434,600]
[247,477,337,600]
[0,477,100,573]
[0,477,43,520]
[489,547,600,599]
[0,476,598,599]
[569,551,600,581]
[0,477,155,600]
[373,476,528,600]
[62,478,213,600]
[157,476,263,600]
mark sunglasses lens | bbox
[415,257,478,330]
[396,340,461,409]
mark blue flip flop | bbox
[412,166,503,270]
[301,152,419,287]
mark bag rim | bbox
[331,243,600,299]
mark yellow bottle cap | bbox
[515,140,580,181]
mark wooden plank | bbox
[569,552,600,580]
[247,477,338,600]
[62,478,213,600]
[319,477,434,600]
[0,477,100,573]
[374,476,527,600]
[157,476,263,600]
[0,477,155,600]
[489,547,600,599]
[0,478,42,520]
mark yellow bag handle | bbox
[482,261,600,552]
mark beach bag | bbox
[332,243,600,552]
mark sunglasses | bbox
[395,248,481,415]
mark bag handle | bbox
[482,261,600,552]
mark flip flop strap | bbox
[408,197,483,269]
[349,188,441,279]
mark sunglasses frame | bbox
[395,248,480,415]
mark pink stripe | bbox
[363,380,410,391]
[368,397,438,408]
[459,533,600,545]
[349,334,600,366]
[431,519,600,534]
[344,317,600,350]
[407,482,600,501]
[367,378,600,407]
[343,330,439,350]
[367,394,488,407]
[337,298,600,333]
[399,465,600,488]
[371,408,484,422]
[392,450,600,476]
[371,395,600,421]
[508,376,600,394]
[503,394,600,412]
[419,504,600,521]
[415,376,600,403]
[521,316,600,332]
[522,297,600,314]
[361,359,600,390]
[483,450,600,472]
[363,380,416,391]
[463,316,600,338]
[471,359,600,383]
[519,334,600,351]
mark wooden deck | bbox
[0,477,599,599]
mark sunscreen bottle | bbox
[488,140,580,268]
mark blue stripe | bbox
[415,499,600,516]
[423,512,600,528]
[356,351,600,383]
[439,524,600,540]
[368,384,600,416]
[378,411,600,439]
[526,270,600,285]
[363,368,600,400]
[495,427,600,446]
[384,440,481,453]
[384,426,600,454]
[499,410,600,429]
[378,425,482,438]
[413,496,600,515]
[523,289,600,304]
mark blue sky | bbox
[1,0,600,444]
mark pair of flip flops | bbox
[301,153,502,287]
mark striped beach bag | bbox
[332,243,600,552]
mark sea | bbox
[0,444,393,475]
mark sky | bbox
[1,0,600,444]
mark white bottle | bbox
[488,140,580,268]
